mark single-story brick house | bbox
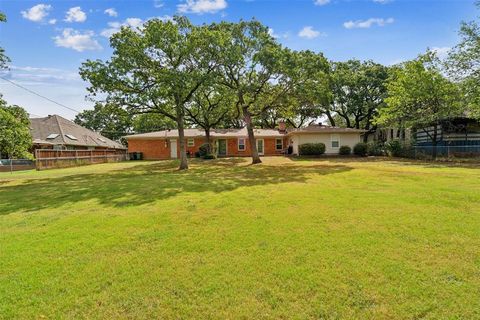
[125,123,365,160]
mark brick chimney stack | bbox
[278,120,286,132]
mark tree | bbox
[0,97,32,159]
[447,1,480,118]
[326,60,389,141]
[185,85,235,153]
[80,16,221,170]
[0,12,10,70]
[133,113,175,133]
[378,53,463,159]
[74,103,132,140]
[214,20,289,164]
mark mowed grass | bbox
[1,157,480,319]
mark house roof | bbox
[124,128,285,140]
[30,115,126,149]
[286,125,366,134]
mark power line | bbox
[0,76,81,114]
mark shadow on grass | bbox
[0,159,351,216]
[289,156,480,169]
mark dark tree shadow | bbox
[289,156,480,169]
[0,159,352,216]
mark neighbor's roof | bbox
[30,115,126,149]
[124,128,285,139]
[286,125,366,134]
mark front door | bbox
[170,139,177,159]
[217,139,227,156]
[256,139,264,156]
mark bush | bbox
[198,143,210,157]
[202,154,216,160]
[367,142,385,156]
[353,142,368,156]
[339,145,351,155]
[299,143,326,156]
[386,140,414,158]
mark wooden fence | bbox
[35,149,128,170]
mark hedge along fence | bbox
[35,149,128,170]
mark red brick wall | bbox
[128,138,206,160]
[128,136,287,159]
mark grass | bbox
[1,157,479,319]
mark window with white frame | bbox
[187,138,195,147]
[238,138,246,151]
[275,138,283,150]
[331,134,340,148]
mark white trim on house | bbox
[275,138,283,151]
[238,137,246,151]
[170,139,177,158]
[256,139,265,155]
[330,134,340,149]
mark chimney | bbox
[278,120,286,132]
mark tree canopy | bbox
[0,97,32,159]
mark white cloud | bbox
[48,19,57,25]
[177,0,227,14]
[21,4,52,22]
[104,8,118,17]
[53,29,102,52]
[64,7,87,23]
[268,28,289,39]
[373,0,392,3]
[314,0,330,6]
[343,17,394,29]
[431,46,451,60]
[298,26,323,39]
[154,0,164,8]
[100,18,144,38]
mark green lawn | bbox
[1,157,479,319]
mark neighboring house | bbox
[125,123,365,160]
[30,115,126,151]
[414,117,480,155]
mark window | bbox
[187,138,195,147]
[331,134,340,148]
[65,134,77,141]
[275,138,283,150]
[238,138,245,151]
[46,133,59,139]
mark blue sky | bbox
[0,0,477,119]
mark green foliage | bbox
[353,142,368,157]
[385,140,414,158]
[0,98,32,159]
[198,143,210,158]
[379,54,462,130]
[74,103,132,141]
[325,60,389,139]
[367,141,385,156]
[339,145,351,155]
[299,143,326,155]
[0,11,9,69]
[132,113,175,133]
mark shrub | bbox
[198,143,210,157]
[299,143,326,156]
[367,142,385,156]
[339,145,351,155]
[353,142,368,156]
[386,140,414,158]
[203,154,216,160]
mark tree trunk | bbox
[431,124,438,160]
[325,110,335,127]
[243,106,261,164]
[176,109,188,170]
[205,128,212,154]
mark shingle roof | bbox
[286,125,366,134]
[30,115,126,149]
[125,128,285,139]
